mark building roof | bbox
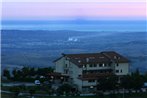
[54,51,129,67]
[101,51,129,63]
[66,53,111,67]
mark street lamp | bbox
[90,86,94,89]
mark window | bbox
[102,63,105,67]
[93,64,97,67]
[108,63,111,67]
[116,70,119,73]
[78,75,81,77]
[83,65,86,68]
[99,64,102,67]
[65,57,68,60]
[64,70,68,74]
[116,63,119,67]
[88,80,95,83]
[65,64,68,68]
[89,64,93,67]
[104,64,107,67]
[120,69,122,73]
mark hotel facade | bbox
[53,51,130,92]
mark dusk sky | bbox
[2,0,147,21]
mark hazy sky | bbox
[2,0,147,20]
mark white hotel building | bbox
[53,51,130,92]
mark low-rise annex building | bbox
[53,51,130,92]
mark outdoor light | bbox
[61,77,63,79]
[83,65,85,68]
[90,86,94,89]
[51,76,54,79]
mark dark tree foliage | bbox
[29,89,36,97]
[9,86,21,98]
[3,69,11,79]
[41,83,53,95]
[144,72,147,82]
[57,84,73,95]
[131,69,144,91]
[97,76,118,91]
[120,75,133,89]
[37,67,54,76]
[120,69,144,92]
[11,67,54,82]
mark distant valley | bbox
[1,30,147,73]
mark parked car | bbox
[34,80,41,85]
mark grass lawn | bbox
[1,93,147,98]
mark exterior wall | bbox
[114,63,129,75]
[55,57,65,73]
[68,62,83,90]
[82,80,97,86]
[55,57,83,91]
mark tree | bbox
[9,86,20,98]
[29,89,36,98]
[120,69,144,93]
[3,69,11,79]
[120,75,133,90]
[57,84,73,96]
[131,69,144,92]
[22,67,30,78]
[144,72,147,82]
[30,67,36,76]
[37,67,54,76]
[97,76,118,91]
[12,69,23,81]
[97,76,118,98]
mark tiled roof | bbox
[54,51,129,67]
[101,51,129,63]
[66,53,111,67]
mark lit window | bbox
[83,65,86,68]
[102,63,105,67]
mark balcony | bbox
[82,69,113,74]
[78,73,114,80]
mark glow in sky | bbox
[2,0,147,20]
